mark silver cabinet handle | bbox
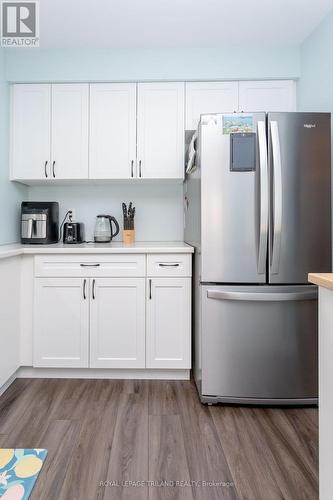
[52,160,56,178]
[80,263,100,267]
[131,160,134,178]
[158,263,180,267]
[257,121,269,275]
[207,289,317,302]
[270,121,283,275]
[92,279,96,300]
[139,160,142,178]
[149,279,152,300]
[44,160,48,178]
[83,279,87,300]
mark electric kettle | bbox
[94,215,120,243]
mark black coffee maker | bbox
[21,202,59,244]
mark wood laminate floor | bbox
[0,379,318,500]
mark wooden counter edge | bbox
[308,273,333,291]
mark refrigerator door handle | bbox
[207,289,317,302]
[257,121,269,274]
[270,121,283,275]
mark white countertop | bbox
[0,241,194,260]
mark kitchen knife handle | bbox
[52,160,56,178]
[139,160,142,178]
[80,263,100,267]
[92,279,96,300]
[83,279,86,300]
[44,160,48,178]
[131,160,134,178]
[149,279,152,300]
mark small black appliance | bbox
[63,220,85,244]
[21,202,59,244]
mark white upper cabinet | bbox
[10,80,296,183]
[137,82,185,179]
[89,83,137,179]
[11,83,89,181]
[185,81,238,130]
[51,84,89,179]
[10,84,51,180]
[238,80,296,112]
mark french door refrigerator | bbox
[185,112,331,404]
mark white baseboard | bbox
[0,369,19,397]
[17,367,190,380]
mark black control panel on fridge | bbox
[230,133,256,172]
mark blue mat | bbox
[0,449,48,499]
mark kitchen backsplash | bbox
[28,183,184,242]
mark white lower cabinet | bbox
[33,254,192,372]
[90,278,145,368]
[34,278,89,368]
[146,278,191,369]
[0,257,21,388]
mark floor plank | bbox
[244,408,318,500]
[0,378,37,434]
[58,380,123,500]
[149,415,193,500]
[102,380,149,500]
[174,381,238,500]
[30,419,80,500]
[266,408,318,484]
[2,379,67,447]
[0,434,7,446]
[0,379,318,500]
[210,406,283,500]
[148,380,179,416]
[283,408,319,465]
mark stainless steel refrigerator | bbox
[185,112,331,405]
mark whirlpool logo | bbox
[303,123,316,129]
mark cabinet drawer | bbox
[34,254,146,277]
[147,254,192,277]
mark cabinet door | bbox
[34,278,89,368]
[239,80,296,112]
[10,84,51,180]
[185,81,238,130]
[90,278,145,368]
[137,82,184,179]
[89,83,136,179]
[51,84,89,179]
[146,278,191,369]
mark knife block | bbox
[123,229,135,244]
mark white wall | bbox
[298,10,333,114]
[298,9,333,258]
[28,183,184,242]
[4,47,300,82]
[0,49,28,244]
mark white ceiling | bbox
[39,0,333,49]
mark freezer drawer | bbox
[201,285,318,403]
